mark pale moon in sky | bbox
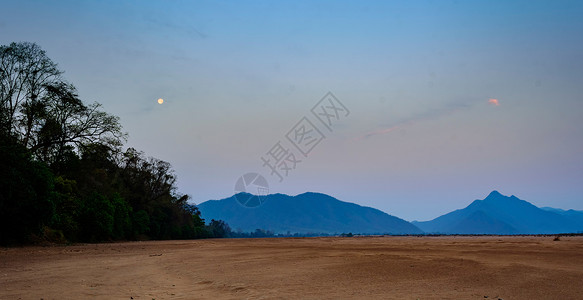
[157,98,164,104]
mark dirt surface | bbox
[1,236,582,299]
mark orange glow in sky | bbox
[488,98,499,106]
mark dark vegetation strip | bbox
[0,42,229,245]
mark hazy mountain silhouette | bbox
[197,192,422,234]
[413,191,583,234]
[541,207,583,228]
[541,206,583,216]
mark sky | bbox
[2,0,582,221]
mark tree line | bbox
[0,42,226,245]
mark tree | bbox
[208,219,232,238]
[0,42,61,136]
[51,176,82,240]
[110,193,132,240]
[1,41,217,243]
[33,82,125,165]
[0,132,54,245]
[0,42,126,166]
[79,192,114,242]
[119,148,178,211]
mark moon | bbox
[157,98,164,104]
[488,98,499,106]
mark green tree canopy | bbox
[0,41,214,245]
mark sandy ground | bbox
[1,236,582,299]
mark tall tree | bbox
[0,42,61,137]
[0,42,125,166]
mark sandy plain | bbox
[1,236,582,299]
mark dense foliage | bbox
[0,42,222,245]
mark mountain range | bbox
[197,192,422,234]
[197,191,583,235]
[413,191,583,234]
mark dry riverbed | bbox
[1,236,582,299]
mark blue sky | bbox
[2,0,582,221]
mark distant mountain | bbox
[197,192,422,235]
[541,207,583,216]
[541,207,583,228]
[413,191,583,234]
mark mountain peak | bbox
[485,190,504,200]
[416,191,583,234]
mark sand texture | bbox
[1,236,582,299]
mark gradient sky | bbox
[2,0,582,221]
